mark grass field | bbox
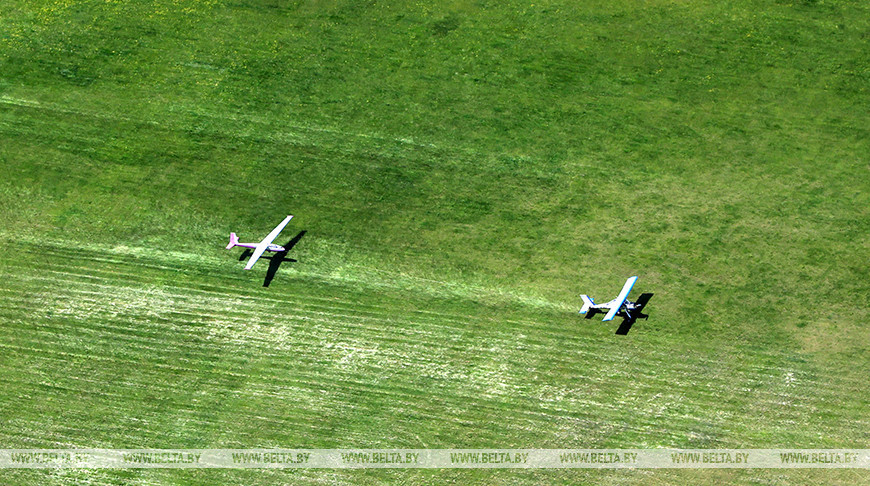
[1,0,868,484]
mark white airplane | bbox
[226,215,294,270]
[579,276,653,334]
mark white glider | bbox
[225,215,294,270]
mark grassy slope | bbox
[1,0,868,484]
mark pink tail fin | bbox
[226,232,238,250]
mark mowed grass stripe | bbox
[0,327,860,448]
[0,320,860,446]
[2,282,862,448]
[9,238,571,314]
[2,267,856,397]
[2,274,690,383]
[1,278,500,358]
[2,245,864,449]
[1,264,856,399]
[4,262,856,394]
[4,242,598,349]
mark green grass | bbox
[1,0,868,484]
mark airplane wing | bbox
[244,215,293,270]
[603,276,638,321]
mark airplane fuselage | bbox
[586,299,641,314]
[233,242,286,252]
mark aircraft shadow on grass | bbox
[238,230,306,287]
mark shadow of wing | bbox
[283,230,306,251]
[263,251,286,287]
[615,317,636,335]
[615,293,653,335]
[262,230,306,287]
[634,293,654,312]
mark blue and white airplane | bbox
[579,276,653,334]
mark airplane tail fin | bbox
[226,232,239,250]
[579,295,594,314]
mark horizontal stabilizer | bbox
[226,232,238,250]
[579,295,594,314]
